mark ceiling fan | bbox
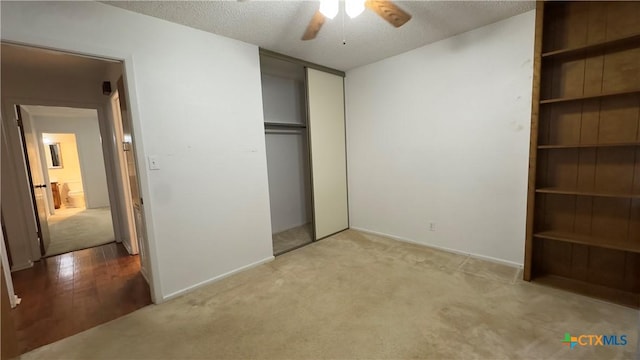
[302,0,412,40]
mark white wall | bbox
[262,74,310,234]
[261,74,305,125]
[265,133,310,234]
[1,1,274,300]
[35,113,110,209]
[345,11,535,266]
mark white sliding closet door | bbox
[306,68,348,239]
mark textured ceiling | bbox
[104,1,535,71]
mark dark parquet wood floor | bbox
[10,242,151,354]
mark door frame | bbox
[0,230,16,309]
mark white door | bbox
[16,106,50,255]
[306,68,349,239]
[116,77,150,277]
[111,93,139,255]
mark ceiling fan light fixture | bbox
[319,0,339,19]
[345,0,365,18]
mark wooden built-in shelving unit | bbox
[524,1,640,308]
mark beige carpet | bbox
[45,207,115,257]
[272,223,313,255]
[23,230,638,359]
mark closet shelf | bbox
[534,231,640,253]
[542,32,640,58]
[538,142,640,149]
[535,187,640,199]
[540,89,640,104]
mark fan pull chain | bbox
[342,2,346,45]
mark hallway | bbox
[10,242,151,354]
[46,207,115,257]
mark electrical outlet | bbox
[148,155,160,170]
[429,222,436,232]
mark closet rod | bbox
[264,122,307,129]
[265,129,305,135]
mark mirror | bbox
[47,143,63,169]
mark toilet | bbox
[67,190,85,208]
[63,181,85,208]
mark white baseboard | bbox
[162,255,275,302]
[140,266,150,284]
[350,227,523,269]
[121,239,133,255]
[10,260,33,272]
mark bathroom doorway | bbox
[19,106,115,257]
[43,133,85,209]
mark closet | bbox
[260,50,349,255]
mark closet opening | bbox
[260,54,314,256]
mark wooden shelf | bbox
[540,89,640,104]
[533,275,639,308]
[534,231,640,253]
[538,142,640,149]
[535,187,640,199]
[542,32,640,58]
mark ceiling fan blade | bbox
[302,10,326,40]
[365,0,412,28]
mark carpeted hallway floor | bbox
[46,207,115,257]
[22,230,638,359]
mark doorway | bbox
[1,43,152,354]
[18,105,116,257]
